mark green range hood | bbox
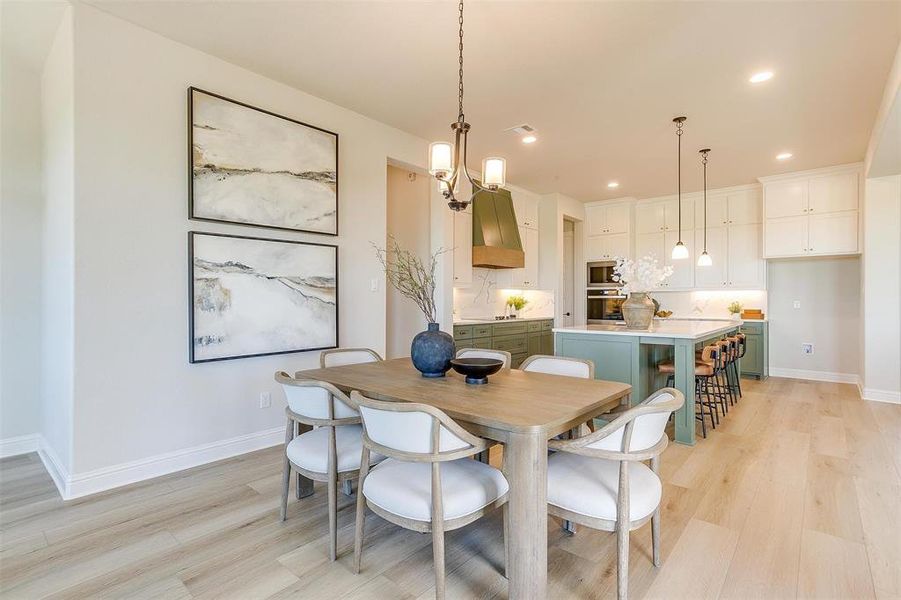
[471,186,524,269]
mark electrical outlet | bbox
[259,392,271,408]
[793,300,801,309]
[802,343,814,355]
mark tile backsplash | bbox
[453,269,555,320]
[651,289,768,319]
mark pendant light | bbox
[697,148,712,267]
[671,116,689,259]
[428,1,506,211]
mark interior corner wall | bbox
[66,4,432,483]
[0,38,45,443]
[39,7,75,474]
[862,175,901,402]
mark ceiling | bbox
[78,1,901,200]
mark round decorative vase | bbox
[411,323,454,378]
[622,292,655,330]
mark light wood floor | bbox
[2,378,899,599]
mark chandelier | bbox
[428,1,506,211]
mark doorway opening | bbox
[562,218,576,327]
[386,164,431,358]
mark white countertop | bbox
[657,316,768,323]
[454,316,554,325]
[553,319,740,339]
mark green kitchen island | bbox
[554,320,741,445]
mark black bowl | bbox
[449,358,504,385]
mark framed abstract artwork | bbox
[188,87,338,235]
[189,231,338,363]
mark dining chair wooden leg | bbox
[503,505,510,579]
[343,480,353,496]
[281,419,293,521]
[353,448,371,575]
[616,461,630,600]
[650,455,661,567]
[431,462,446,600]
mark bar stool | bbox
[657,345,719,438]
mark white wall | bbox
[0,40,44,446]
[39,8,75,476]
[767,257,861,381]
[386,165,430,358]
[45,4,440,491]
[862,175,901,401]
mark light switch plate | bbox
[793,300,801,309]
[259,392,271,408]
[370,278,378,292]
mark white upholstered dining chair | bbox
[351,391,509,600]
[275,372,384,562]
[454,347,512,369]
[320,347,383,367]
[520,354,595,379]
[546,388,685,600]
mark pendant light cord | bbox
[702,150,709,250]
[675,118,684,243]
[457,0,465,122]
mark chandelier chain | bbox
[458,0,465,121]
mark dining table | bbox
[294,357,632,600]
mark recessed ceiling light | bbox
[776,152,793,160]
[749,70,774,84]
[522,135,537,144]
[607,181,619,189]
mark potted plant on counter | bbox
[505,294,528,318]
[613,256,673,330]
[374,237,454,377]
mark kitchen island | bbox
[553,320,741,445]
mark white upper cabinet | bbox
[452,210,472,286]
[636,203,665,234]
[663,198,694,231]
[761,164,860,258]
[808,172,858,214]
[765,215,808,257]
[695,193,728,228]
[512,193,539,229]
[764,180,808,218]
[586,202,631,235]
[808,212,858,255]
[587,233,630,261]
[726,190,761,225]
[726,224,765,288]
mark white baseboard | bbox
[769,367,860,385]
[37,436,71,498]
[0,433,40,458]
[64,426,284,500]
[860,387,901,404]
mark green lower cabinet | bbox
[540,331,553,355]
[739,321,768,380]
[453,319,554,366]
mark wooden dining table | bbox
[294,357,632,600]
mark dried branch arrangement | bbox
[373,237,445,324]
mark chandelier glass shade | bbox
[428,1,506,211]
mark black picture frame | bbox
[188,231,339,363]
[188,87,339,236]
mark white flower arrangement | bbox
[613,255,673,294]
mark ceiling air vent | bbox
[504,124,536,136]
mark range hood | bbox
[472,186,524,269]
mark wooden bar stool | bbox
[658,346,719,438]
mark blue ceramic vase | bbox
[411,323,454,378]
